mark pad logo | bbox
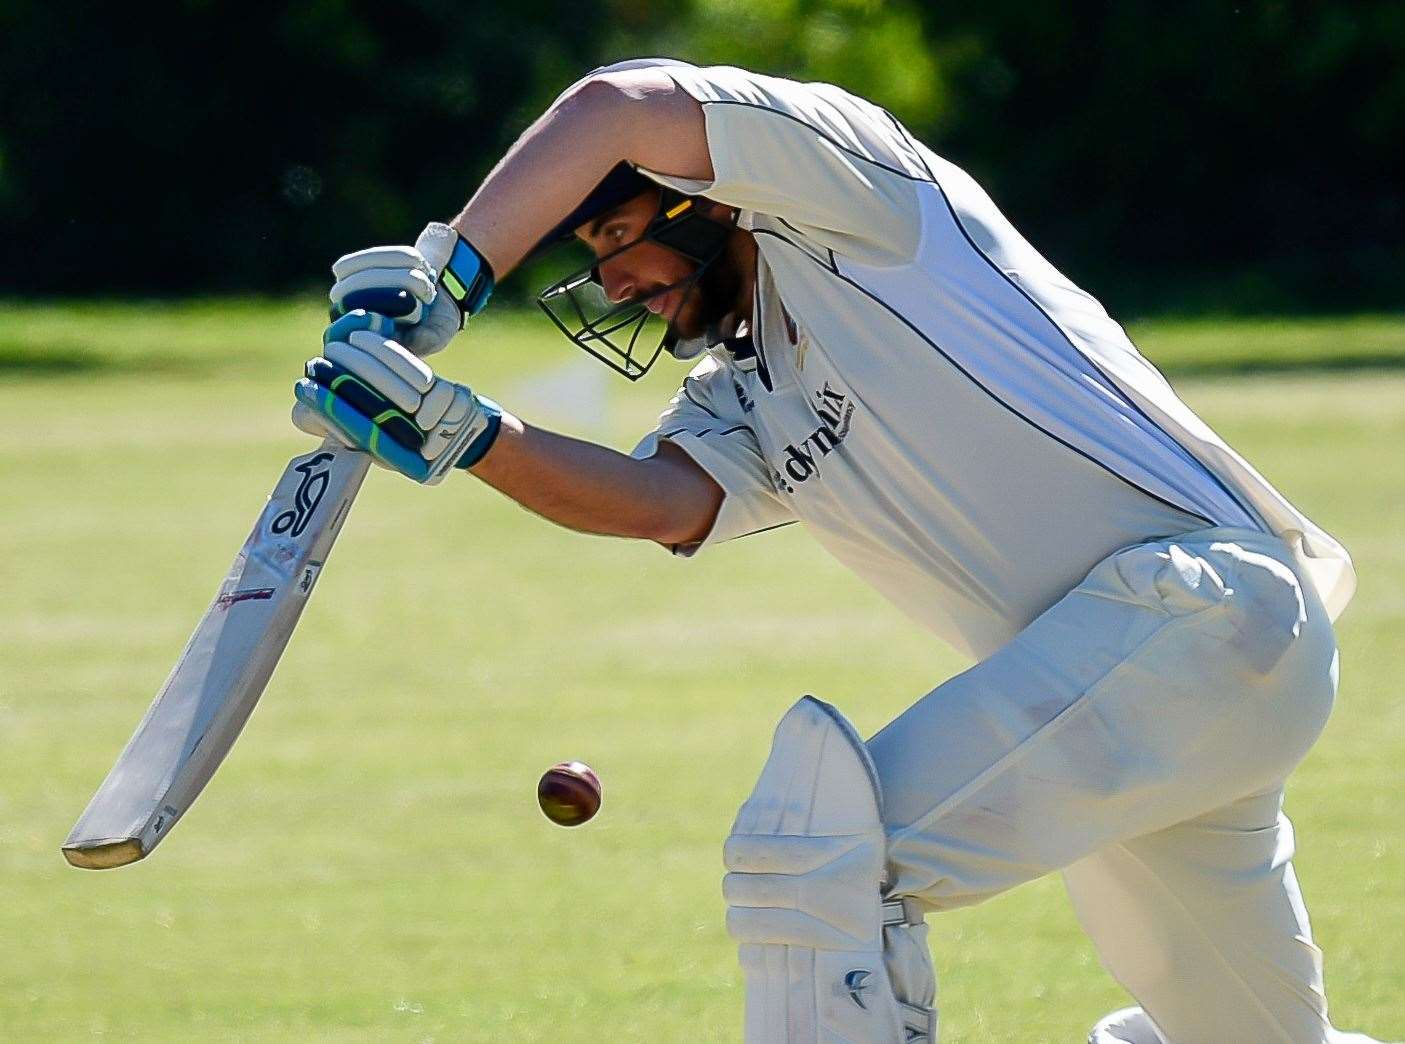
[843,969,872,1010]
[272,452,335,537]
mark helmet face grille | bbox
[534,192,733,381]
[536,258,698,381]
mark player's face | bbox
[575,190,738,340]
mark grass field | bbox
[2,303,1401,1041]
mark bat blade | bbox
[62,439,371,869]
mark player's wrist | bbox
[453,395,504,471]
[415,223,495,326]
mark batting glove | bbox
[328,223,494,358]
[292,311,503,484]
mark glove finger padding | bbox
[397,293,465,358]
[416,380,456,430]
[324,309,398,346]
[331,265,436,305]
[325,225,491,360]
[419,385,478,462]
[332,245,431,281]
[321,341,418,416]
[293,379,432,481]
[290,402,352,446]
[304,358,424,453]
[346,329,435,391]
[330,267,435,324]
[296,322,503,485]
[320,329,434,415]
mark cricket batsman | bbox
[292,59,1382,1042]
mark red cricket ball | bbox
[537,761,602,827]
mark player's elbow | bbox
[555,73,625,112]
[635,445,723,548]
[638,485,722,549]
[646,501,719,549]
[565,67,712,182]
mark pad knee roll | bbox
[725,696,936,1042]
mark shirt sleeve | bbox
[639,64,929,264]
[631,356,795,557]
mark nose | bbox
[595,257,636,304]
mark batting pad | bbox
[1088,1007,1170,1044]
[724,696,936,1042]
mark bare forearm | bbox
[448,71,711,279]
[465,413,720,546]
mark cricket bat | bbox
[62,438,371,869]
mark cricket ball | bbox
[537,761,602,827]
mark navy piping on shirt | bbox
[694,97,933,185]
[693,88,1252,528]
[681,379,721,419]
[750,226,1218,529]
[880,111,1262,529]
[684,90,1248,533]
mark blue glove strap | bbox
[455,396,503,470]
[440,237,495,317]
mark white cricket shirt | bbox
[623,62,1354,660]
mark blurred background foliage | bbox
[1,0,1400,313]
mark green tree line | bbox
[2,0,1400,312]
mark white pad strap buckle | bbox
[882,897,924,928]
[900,1001,938,1042]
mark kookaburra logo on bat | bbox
[271,452,335,537]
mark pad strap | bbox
[882,897,925,927]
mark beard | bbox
[667,248,744,342]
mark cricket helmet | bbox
[533,161,736,380]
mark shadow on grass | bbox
[0,347,203,377]
[4,324,1405,380]
[7,349,1405,380]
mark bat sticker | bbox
[214,587,276,609]
[298,563,322,595]
[271,453,335,537]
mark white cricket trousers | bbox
[869,527,1344,1043]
